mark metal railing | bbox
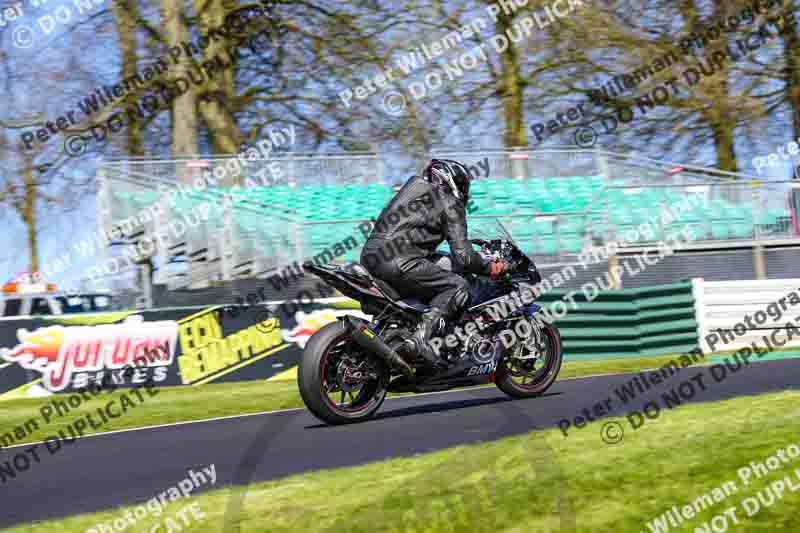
[93,149,800,302]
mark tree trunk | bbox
[707,0,738,174]
[23,175,38,273]
[194,0,241,172]
[708,106,738,173]
[114,0,144,155]
[781,7,800,143]
[492,13,526,148]
[161,0,198,162]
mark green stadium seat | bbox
[711,223,731,240]
[109,177,771,268]
[732,221,753,239]
[533,217,555,235]
[561,237,583,253]
[537,238,558,255]
[559,218,584,234]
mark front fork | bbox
[506,303,545,361]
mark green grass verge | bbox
[266,353,705,384]
[0,381,302,449]
[0,354,707,449]
[558,352,692,379]
[9,389,800,532]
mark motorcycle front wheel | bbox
[495,321,562,398]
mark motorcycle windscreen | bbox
[496,219,530,260]
[494,218,542,285]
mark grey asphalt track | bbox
[1,357,799,529]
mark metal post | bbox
[595,149,611,243]
[221,194,233,281]
[555,214,562,263]
[749,179,768,279]
[792,183,800,237]
[294,220,305,264]
[753,244,767,280]
[154,188,169,286]
[140,264,153,309]
[608,253,622,289]
[752,180,761,241]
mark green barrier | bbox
[331,282,700,361]
[536,281,701,360]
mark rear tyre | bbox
[298,319,388,425]
[495,321,562,398]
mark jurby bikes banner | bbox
[0,302,368,399]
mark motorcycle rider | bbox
[360,159,508,367]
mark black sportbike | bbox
[299,221,562,425]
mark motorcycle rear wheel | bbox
[298,319,389,425]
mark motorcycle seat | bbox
[340,263,403,301]
[340,263,430,310]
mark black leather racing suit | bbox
[360,176,490,318]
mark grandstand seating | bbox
[109,177,792,266]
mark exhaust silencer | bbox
[345,316,414,378]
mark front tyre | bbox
[495,321,562,399]
[298,319,388,425]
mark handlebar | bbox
[472,238,539,283]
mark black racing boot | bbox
[406,308,447,368]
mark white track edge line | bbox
[1,360,792,452]
[0,377,589,452]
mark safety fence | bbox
[596,181,797,244]
[91,150,800,306]
[97,156,308,294]
[99,153,384,187]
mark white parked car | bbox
[0,290,115,318]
